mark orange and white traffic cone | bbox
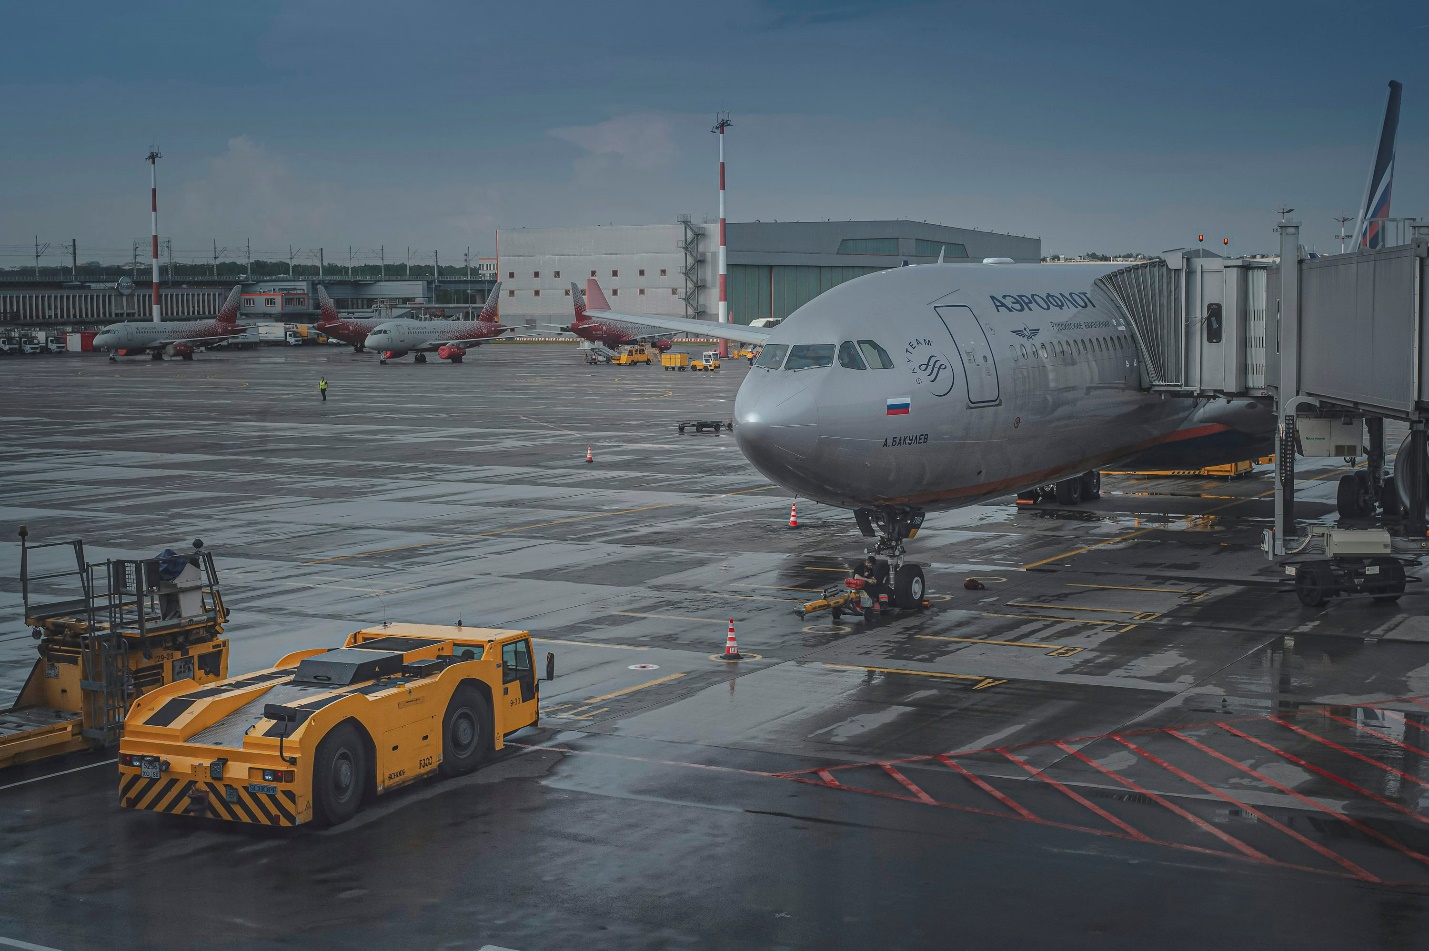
[788,501,798,529]
[585,445,593,464]
[723,618,742,659]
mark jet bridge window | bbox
[856,340,894,369]
[1205,303,1223,344]
[785,344,836,370]
[752,343,789,369]
[838,341,867,369]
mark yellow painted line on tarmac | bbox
[917,634,1085,657]
[730,583,823,593]
[1007,601,1144,615]
[615,612,727,623]
[532,636,647,651]
[978,611,1119,625]
[722,593,804,604]
[1065,582,1192,594]
[571,672,686,708]
[822,663,1007,690]
[725,485,778,496]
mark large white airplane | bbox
[574,269,1275,604]
[94,286,246,361]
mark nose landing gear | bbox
[852,506,931,616]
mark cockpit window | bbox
[837,341,867,370]
[752,343,788,369]
[857,340,894,369]
[784,344,835,370]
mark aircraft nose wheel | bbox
[893,564,925,608]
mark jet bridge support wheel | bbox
[1294,563,1334,608]
[1337,473,1375,518]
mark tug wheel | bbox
[313,722,367,827]
[439,685,491,777]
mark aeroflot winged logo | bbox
[1010,326,1040,340]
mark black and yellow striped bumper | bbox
[119,773,302,826]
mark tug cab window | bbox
[784,344,836,370]
[838,341,867,369]
[752,343,788,369]
[856,340,894,369]
[1205,303,1223,344]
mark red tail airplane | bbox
[365,283,510,364]
[313,286,391,353]
[565,280,675,352]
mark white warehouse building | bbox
[496,220,1039,331]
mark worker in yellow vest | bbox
[318,377,328,402]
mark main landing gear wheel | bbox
[1055,477,1083,505]
[1381,476,1401,518]
[353,345,364,353]
[379,358,388,365]
[1079,470,1101,500]
[415,353,427,364]
[1295,563,1333,608]
[1336,473,1375,518]
[893,564,925,608]
[439,685,491,777]
[313,721,367,827]
[108,354,117,363]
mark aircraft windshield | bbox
[785,344,836,370]
[752,344,789,369]
[838,341,867,369]
[857,340,895,369]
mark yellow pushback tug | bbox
[118,623,540,827]
[2,528,229,770]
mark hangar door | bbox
[933,304,1000,405]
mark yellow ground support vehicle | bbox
[2,529,230,771]
[690,350,721,371]
[118,623,540,827]
[661,352,691,371]
[730,347,758,363]
[1106,456,1272,479]
[612,345,654,366]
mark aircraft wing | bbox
[589,309,770,345]
[141,329,248,352]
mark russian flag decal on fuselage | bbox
[887,397,911,416]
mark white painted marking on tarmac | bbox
[0,759,115,792]
[0,934,69,951]
[628,663,659,670]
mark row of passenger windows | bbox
[508,288,678,297]
[753,340,895,371]
[1010,333,1131,363]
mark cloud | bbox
[174,136,342,246]
[549,114,680,172]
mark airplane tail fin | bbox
[477,281,502,322]
[584,278,611,312]
[316,285,340,324]
[570,282,589,324]
[216,285,243,325]
[1352,79,1402,250]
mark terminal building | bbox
[496,220,1039,330]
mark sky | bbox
[2,0,1427,268]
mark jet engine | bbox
[437,345,466,362]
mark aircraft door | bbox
[933,305,1000,405]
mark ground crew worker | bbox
[318,377,328,402]
[855,556,878,585]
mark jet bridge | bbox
[1096,220,1429,556]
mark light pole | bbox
[712,112,733,359]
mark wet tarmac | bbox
[3,345,1429,949]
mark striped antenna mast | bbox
[147,149,162,321]
[712,113,733,359]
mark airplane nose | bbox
[93,332,115,349]
[734,376,820,482]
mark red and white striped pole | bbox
[147,150,162,322]
[713,114,732,360]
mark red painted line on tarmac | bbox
[936,754,1038,820]
[1053,741,1271,862]
[1321,710,1429,760]
[880,764,936,804]
[1270,717,1429,791]
[998,749,1149,841]
[1218,723,1429,826]
[1112,734,1380,882]
[1170,729,1429,871]
[815,769,844,788]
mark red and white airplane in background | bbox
[93,286,246,361]
[313,286,394,353]
[564,282,675,352]
[364,283,509,364]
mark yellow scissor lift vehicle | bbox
[118,623,540,827]
[2,528,230,770]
